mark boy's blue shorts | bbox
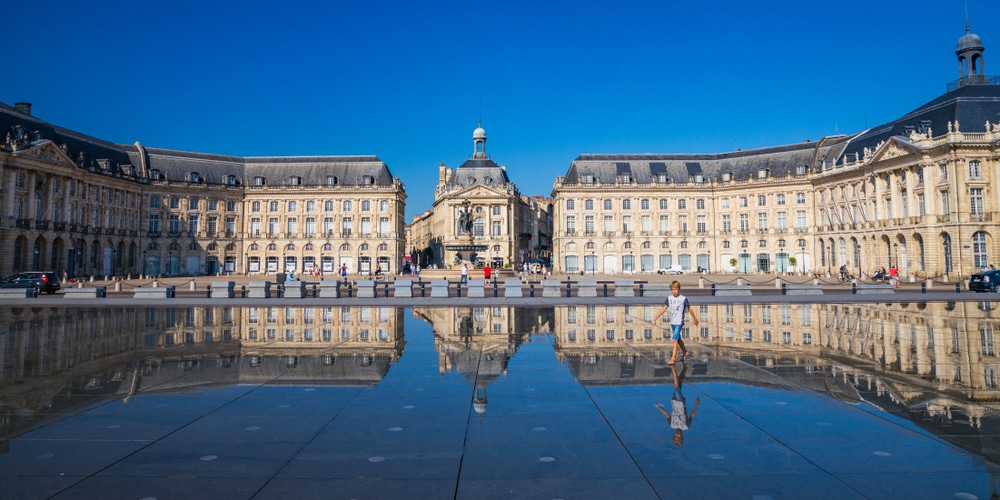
[670,324,683,340]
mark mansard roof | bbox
[564,137,852,184]
[840,84,1000,163]
[0,102,134,173]
[1,102,397,187]
[447,157,512,188]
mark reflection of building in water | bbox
[414,306,551,416]
[0,305,405,440]
[553,305,677,382]
[240,305,404,385]
[551,303,1000,462]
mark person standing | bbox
[889,265,899,288]
[340,264,348,284]
[483,263,492,285]
[460,263,468,285]
[652,280,699,364]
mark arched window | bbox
[378,243,388,251]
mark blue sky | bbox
[3,1,997,219]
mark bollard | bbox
[312,284,318,298]
[457,283,462,298]
[190,280,197,291]
[603,283,608,297]
[241,285,246,298]
[852,283,857,294]
[711,283,716,296]
[639,283,644,297]
[349,282,353,298]
[921,282,926,294]
[529,283,535,297]
[781,283,787,295]
[956,282,961,294]
[493,280,498,297]
[206,284,211,298]
[420,282,426,297]
[566,280,572,297]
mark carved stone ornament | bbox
[14,141,77,168]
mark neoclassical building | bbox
[551,26,1000,279]
[0,104,406,278]
[407,123,552,270]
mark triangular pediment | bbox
[12,140,78,168]
[453,184,512,199]
[868,137,921,163]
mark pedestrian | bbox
[652,280,699,364]
[889,265,899,288]
[415,263,420,278]
[654,362,700,447]
[460,263,468,285]
[340,263,348,284]
[484,263,492,285]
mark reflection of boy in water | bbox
[654,362,700,446]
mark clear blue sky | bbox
[3,1,997,220]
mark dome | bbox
[473,126,486,140]
[958,27,983,51]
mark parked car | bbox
[657,265,684,275]
[969,270,1000,292]
[0,271,61,295]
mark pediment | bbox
[12,140,78,168]
[868,137,921,163]
[453,184,511,199]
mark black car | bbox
[0,271,61,295]
[969,270,1000,292]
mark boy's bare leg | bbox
[668,340,679,364]
[678,339,688,360]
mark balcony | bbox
[35,220,49,230]
[15,218,30,229]
[54,222,66,232]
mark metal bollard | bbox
[312,284,318,298]
[348,282,353,298]
[493,280,498,297]
[956,282,961,293]
[603,283,608,297]
[711,283,716,296]
[781,283,787,295]
[566,280,572,298]
[420,282,426,297]
[529,283,535,297]
[921,282,926,294]
[241,285,246,298]
[639,283,644,297]
[852,283,857,294]
[206,284,211,298]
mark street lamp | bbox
[893,242,898,269]
[591,250,595,276]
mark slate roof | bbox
[446,157,512,188]
[839,83,1000,164]
[0,102,133,173]
[0,102,396,187]
[564,137,852,184]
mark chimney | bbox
[13,102,32,115]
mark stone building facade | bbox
[407,123,552,270]
[0,104,406,278]
[551,26,1000,279]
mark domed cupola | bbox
[956,22,987,87]
[473,121,487,159]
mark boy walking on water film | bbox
[652,280,699,364]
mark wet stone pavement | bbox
[0,305,995,499]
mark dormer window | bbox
[656,174,667,184]
[619,174,632,184]
[360,175,375,185]
[326,175,338,186]
[253,176,266,186]
[795,165,807,176]
[288,176,302,186]
[188,172,203,183]
[225,175,238,186]
[582,175,595,184]
[150,169,162,180]
[757,169,768,179]
[694,174,704,183]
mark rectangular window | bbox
[379,217,390,236]
[565,216,576,233]
[305,217,316,235]
[585,199,594,210]
[970,160,982,178]
[796,210,807,230]
[971,188,984,216]
[603,215,613,232]
[360,217,371,236]
[566,199,575,210]
[585,216,595,234]
[287,218,297,235]
[150,196,161,208]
